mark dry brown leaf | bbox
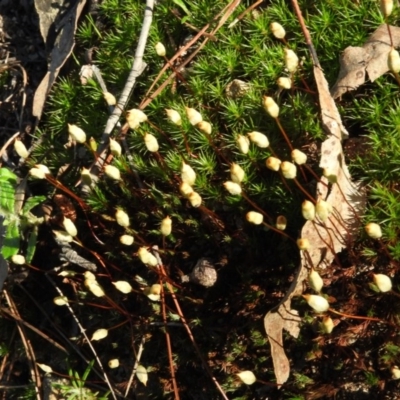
[265,36,366,387]
[34,0,64,45]
[33,1,87,119]
[331,24,400,99]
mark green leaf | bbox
[26,226,39,263]
[0,168,17,185]
[172,0,191,16]
[21,196,46,216]
[1,221,20,259]
[0,181,15,215]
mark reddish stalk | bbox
[293,178,315,203]
[328,308,383,323]
[274,118,307,181]
[241,191,271,221]
[155,258,228,400]
[160,278,180,399]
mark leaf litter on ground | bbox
[264,8,366,386]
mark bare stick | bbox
[83,0,154,193]
[46,276,118,400]
[152,248,229,400]
[125,335,146,397]
[3,290,41,400]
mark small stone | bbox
[225,79,251,99]
[181,258,217,287]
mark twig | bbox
[125,335,146,397]
[140,0,241,109]
[0,307,68,354]
[152,248,229,400]
[83,0,154,192]
[3,290,41,400]
[291,0,320,67]
[160,276,180,399]
[45,275,118,400]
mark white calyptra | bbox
[262,96,279,118]
[91,328,108,341]
[392,366,400,379]
[138,247,158,267]
[112,281,133,294]
[68,124,86,143]
[237,370,256,385]
[322,316,334,333]
[303,294,329,313]
[373,273,392,292]
[308,269,323,293]
[380,0,394,17]
[276,215,287,230]
[179,182,194,198]
[103,92,116,106]
[388,48,400,73]
[322,168,337,183]
[246,211,263,225]
[266,156,281,171]
[84,271,96,282]
[284,48,299,72]
[277,77,292,90]
[14,140,29,158]
[29,164,51,179]
[144,285,161,301]
[85,279,105,297]
[248,131,269,148]
[81,168,93,186]
[165,109,182,125]
[270,22,286,39]
[188,191,202,207]
[181,162,196,185]
[302,200,315,221]
[291,149,307,165]
[365,222,382,239]
[136,365,148,386]
[297,238,310,250]
[280,161,297,179]
[144,133,159,153]
[197,121,212,135]
[11,254,25,265]
[160,216,172,236]
[104,165,121,181]
[149,284,161,295]
[108,359,120,369]
[230,163,245,183]
[223,181,242,195]
[63,217,78,237]
[120,235,134,245]
[53,296,69,306]
[236,135,250,154]
[37,363,53,374]
[126,109,147,130]
[316,199,332,222]
[109,138,122,156]
[155,42,166,57]
[185,107,202,126]
[115,209,130,227]
[53,230,74,243]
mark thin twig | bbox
[0,307,68,354]
[125,335,146,397]
[83,0,154,193]
[45,275,118,400]
[3,290,41,400]
[160,275,180,399]
[152,248,229,400]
